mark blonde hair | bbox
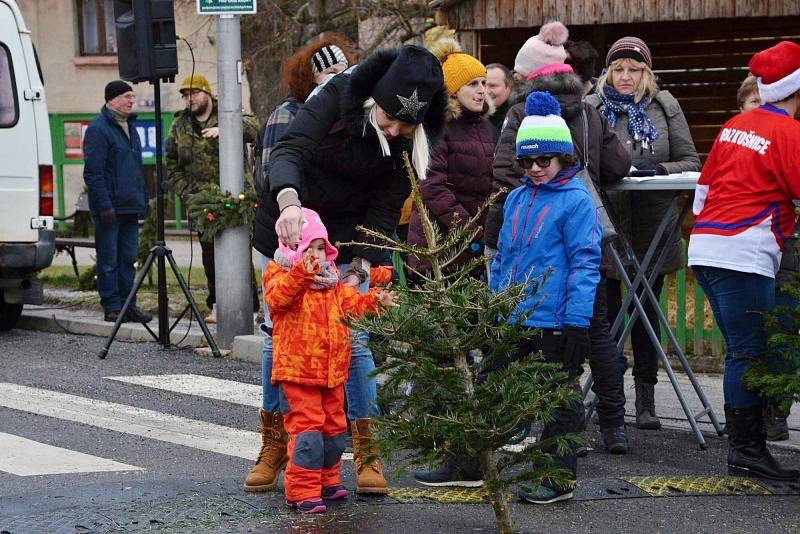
[597,58,657,103]
[363,98,430,181]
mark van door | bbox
[0,1,38,243]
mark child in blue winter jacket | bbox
[490,91,602,504]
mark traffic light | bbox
[114,0,178,83]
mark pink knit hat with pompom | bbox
[275,208,338,264]
[514,21,569,78]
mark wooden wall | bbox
[442,0,800,30]
[473,16,800,158]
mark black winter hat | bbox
[105,80,133,102]
[371,45,444,124]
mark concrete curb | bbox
[17,309,263,364]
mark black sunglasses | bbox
[516,155,555,169]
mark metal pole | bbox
[153,78,169,345]
[215,14,251,348]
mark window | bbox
[77,0,117,55]
[0,43,19,127]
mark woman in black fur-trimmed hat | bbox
[247,45,447,497]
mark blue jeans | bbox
[260,256,379,419]
[92,213,139,313]
[693,266,775,409]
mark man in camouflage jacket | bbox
[166,74,260,322]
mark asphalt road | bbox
[0,329,798,533]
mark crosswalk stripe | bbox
[0,383,259,461]
[0,432,143,476]
[0,382,355,463]
[104,374,355,461]
[105,374,262,407]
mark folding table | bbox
[583,172,724,448]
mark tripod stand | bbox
[99,78,221,359]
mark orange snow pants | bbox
[280,381,348,502]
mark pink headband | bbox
[527,63,574,81]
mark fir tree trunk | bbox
[408,159,474,396]
[479,448,514,534]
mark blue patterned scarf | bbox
[599,86,659,151]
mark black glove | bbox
[99,208,116,226]
[632,159,657,172]
[562,326,590,373]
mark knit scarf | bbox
[599,86,659,150]
[273,248,339,290]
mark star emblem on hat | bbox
[396,88,427,121]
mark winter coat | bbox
[485,79,630,250]
[585,89,700,278]
[407,98,495,272]
[165,100,259,197]
[82,105,148,216]
[264,261,380,388]
[489,99,511,141]
[490,166,602,329]
[262,50,447,265]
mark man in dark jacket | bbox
[82,80,151,324]
[485,70,632,454]
[486,63,513,141]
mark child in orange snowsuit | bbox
[264,208,395,514]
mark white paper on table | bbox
[623,171,701,183]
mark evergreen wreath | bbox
[186,182,258,242]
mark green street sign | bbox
[196,0,257,15]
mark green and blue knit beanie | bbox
[515,91,574,157]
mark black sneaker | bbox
[507,426,530,445]
[124,306,153,324]
[518,482,574,504]
[103,310,128,323]
[413,457,483,487]
[321,484,348,500]
[286,498,326,514]
[600,425,628,455]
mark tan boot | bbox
[351,418,388,494]
[243,409,288,492]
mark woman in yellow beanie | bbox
[407,39,496,283]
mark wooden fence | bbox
[656,260,724,357]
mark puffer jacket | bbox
[490,166,602,329]
[82,105,148,216]
[585,89,700,278]
[407,97,495,271]
[485,74,630,250]
[264,261,380,388]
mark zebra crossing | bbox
[0,373,355,478]
[0,373,534,479]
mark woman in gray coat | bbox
[585,37,700,430]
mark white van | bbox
[0,0,55,330]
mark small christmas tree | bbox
[744,282,800,410]
[345,155,579,534]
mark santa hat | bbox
[275,208,338,264]
[749,41,800,103]
[514,22,569,78]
